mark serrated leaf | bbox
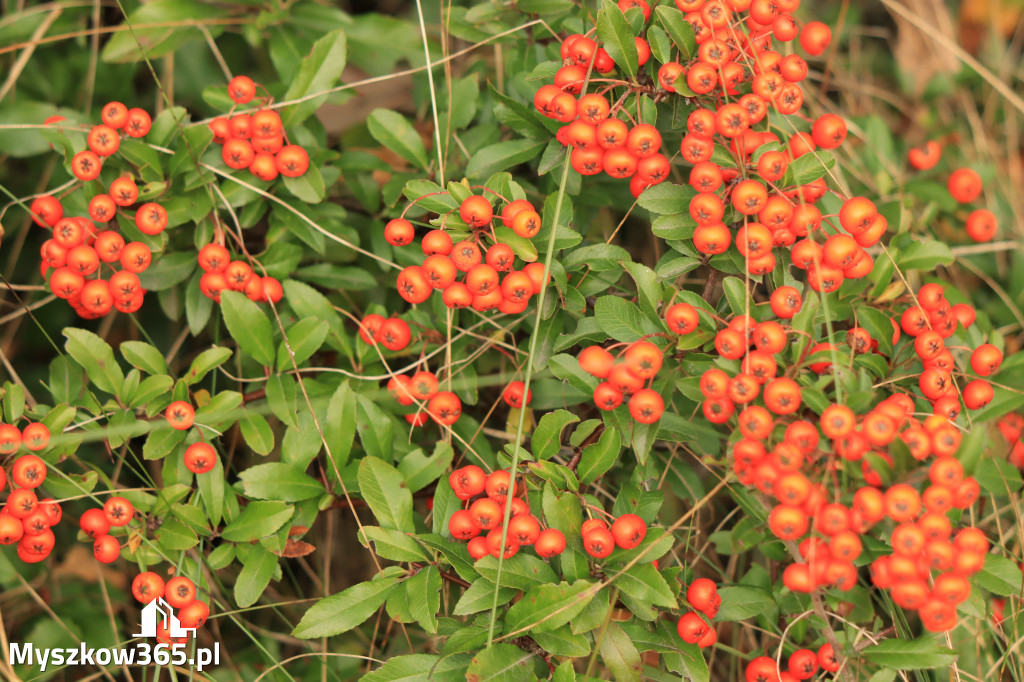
[293,575,400,639]
[714,586,775,621]
[598,622,643,682]
[466,644,536,682]
[407,566,442,633]
[861,638,958,670]
[239,412,274,455]
[505,580,596,634]
[975,554,1024,596]
[595,296,663,342]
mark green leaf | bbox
[595,296,663,342]
[293,575,400,639]
[578,427,621,485]
[786,150,835,186]
[283,163,326,203]
[324,381,358,467]
[220,291,276,366]
[281,29,348,126]
[598,622,643,682]
[119,341,167,376]
[974,457,1023,495]
[155,517,199,551]
[466,139,547,179]
[615,563,676,609]
[531,627,590,657]
[975,554,1024,596]
[722,276,749,317]
[597,0,639,79]
[358,456,414,533]
[368,109,429,171]
[101,0,228,62]
[861,638,958,670]
[64,328,124,396]
[532,410,579,460]
[407,566,442,633]
[221,501,294,542]
[238,463,323,502]
[714,586,775,621]
[454,579,517,616]
[505,581,596,634]
[465,644,536,682]
[277,318,329,369]
[654,6,696,59]
[184,346,233,385]
[143,426,186,461]
[239,413,274,455]
[637,183,695,215]
[356,394,395,461]
[899,239,955,271]
[398,442,454,493]
[363,654,470,682]
[474,553,558,590]
[235,547,278,608]
[358,526,428,563]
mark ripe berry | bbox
[609,513,646,549]
[166,401,196,430]
[583,526,615,558]
[93,534,120,563]
[164,576,197,609]
[384,218,415,246]
[534,528,566,558]
[184,442,217,474]
[132,571,166,604]
[228,75,257,104]
[12,455,46,488]
[80,508,110,538]
[948,168,982,203]
[503,381,531,408]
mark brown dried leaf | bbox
[277,538,316,558]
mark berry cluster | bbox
[208,75,310,181]
[907,141,996,243]
[386,366,463,427]
[577,341,666,423]
[33,102,162,317]
[579,513,647,557]
[196,242,284,304]
[0,437,62,564]
[745,645,840,682]
[693,280,993,633]
[131,572,210,644]
[79,496,134,563]
[676,578,721,649]
[446,466,566,560]
[388,194,548,313]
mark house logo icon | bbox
[133,598,197,639]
